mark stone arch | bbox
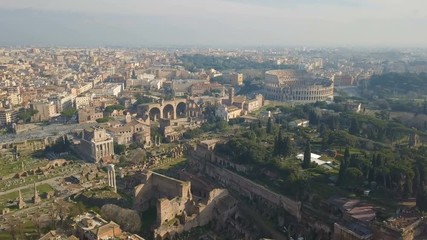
[149,107,161,121]
[163,104,175,119]
[176,102,187,118]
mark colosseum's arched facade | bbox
[264,69,334,102]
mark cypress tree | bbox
[337,147,350,185]
[283,136,291,157]
[273,137,278,155]
[349,118,360,135]
[302,141,311,169]
[267,117,273,134]
[344,147,350,163]
[273,129,281,156]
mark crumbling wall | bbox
[190,145,301,219]
[151,173,191,201]
[156,197,187,225]
[134,171,192,211]
[371,219,425,240]
[203,161,301,220]
[134,182,153,211]
[154,189,236,240]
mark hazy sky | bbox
[0,0,426,47]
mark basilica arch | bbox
[137,99,187,121]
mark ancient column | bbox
[107,164,117,193]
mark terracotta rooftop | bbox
[90,221,120,236]
[329,197,376,222]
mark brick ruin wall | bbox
[189,144,301,221]
[134,171,192,211]
[154,188,236,239]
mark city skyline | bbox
[0,0,426,48]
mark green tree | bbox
[308,110,319,125]
[101,204,142,233]
[254,127,267,140]
[105,104,125,113]
[131,69,137,79]
[134,93,152,106]
[216,120,229,132]
[211,88,222,96]
[96,117,110,123]
[215,138,270,164]
[18,108,38,123]
[283,136,292,157]
[302,141,311,169]
[349,118,360,135]
[319,123,327,136]
[344,147,350,163]
[346,167,364,186]
[61,107,77,120]
[417,182,427,211]
[337,147,350,185]
[274,129,283,156]
[329,115,339,130]
[203,105,217,123]
[114,144,126,155]
[403,178,413,198]
[243,130,257,142]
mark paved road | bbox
[0,171,79,197]
[0,122,97,144]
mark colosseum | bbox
[264,69,334,102]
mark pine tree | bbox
[302,141,311,169]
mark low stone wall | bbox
[204,162,301,220]
[14,123,39,134]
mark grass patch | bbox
[0,183,53,210]
[151,157,187,175]
[0,216,40,240]
[310,182,350,199]
[0,155,49,177]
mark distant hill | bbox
[369,72,427,98]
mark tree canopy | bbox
[61,107,77,119]
[18,108,38,123]
[215,138,271,164]
[105,104,125,113]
